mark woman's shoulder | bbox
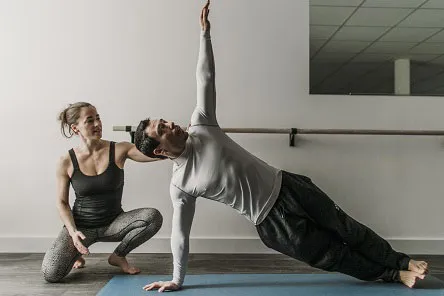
[115,141,133,150]
[59,151,71,164]
[56,152,72,174]
[101,140,130,149]
[113,141,135,160]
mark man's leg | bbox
[257,202,398,282]
[97,208,163,273]
[41,227,96,283]
[279,171,412,272]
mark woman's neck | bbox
[78,139,106,154]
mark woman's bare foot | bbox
[409,259,428,274]
[73,256,85,269]
[108,253,140,275]
[399,270,425,288]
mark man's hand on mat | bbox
[70,231,90,255]
[143,281,180,292]
[200,0,210,31]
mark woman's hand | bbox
[70,230,90,255]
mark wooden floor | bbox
[1,253,443,296]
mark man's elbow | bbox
[196,70,214,83]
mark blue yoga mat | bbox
[97,273,444,296]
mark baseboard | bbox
[0,237,443,254]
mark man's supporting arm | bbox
[170,184,196,286]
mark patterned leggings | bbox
[41,208,163,283]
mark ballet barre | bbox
[113,126,444,147]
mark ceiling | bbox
[310,0,444,95]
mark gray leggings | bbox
[41,208,163,283]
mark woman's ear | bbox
[70,124,78,135]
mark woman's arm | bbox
[55,155,89,254]
[121,142,164,163]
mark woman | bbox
[42,102,163,283]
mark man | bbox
[135,1,428,292]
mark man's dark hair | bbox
[134,118,167,159]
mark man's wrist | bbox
[171,278,182,287]
[201,23,211,36]
[201,30,211,39]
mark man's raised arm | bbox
[192,1,218,126]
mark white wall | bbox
[1,0,443,254]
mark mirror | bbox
[310,0,444,96]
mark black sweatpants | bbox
[256,171,410,282]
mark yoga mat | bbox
[97,273,444,295]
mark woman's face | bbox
[71,107,102,140]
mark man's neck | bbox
[169,145,186,159]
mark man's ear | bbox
[154,147,168,157]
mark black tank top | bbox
[69,142,124,228]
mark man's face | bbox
[146,119,188,155]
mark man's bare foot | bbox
[73,257,85,269]
[108,253,140,275]
[409,259,428,274]
[399,271,425,288]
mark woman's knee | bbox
[42,268,65,283]
[41,243,78,283]
[41,257,68,283]
[137,208,163,231]
[148,208,163,231]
